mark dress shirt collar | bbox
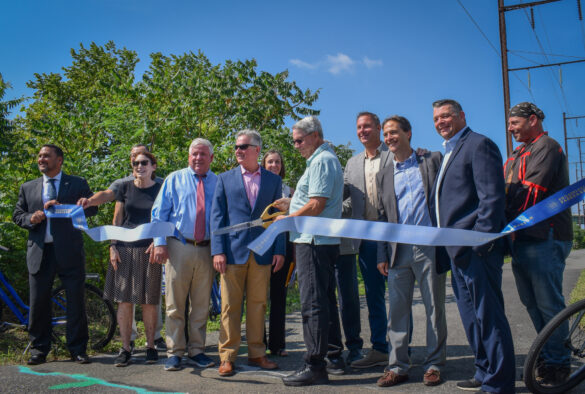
[364,142,384,159]
[240,164,261,176]
[189,167,212,178]
[393,151,417,169]
[442,126,467,152]
[43,171,62,183]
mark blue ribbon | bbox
[248,178,585,256]
[44,204,186,244]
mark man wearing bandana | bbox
[505,102,573,385]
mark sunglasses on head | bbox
[234,144,257,151]
[132,160,150,167]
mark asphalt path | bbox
[1,250,585,393]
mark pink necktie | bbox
[194,175,206,242]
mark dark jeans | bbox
[358,240,388,353]
[296,242,341,367]
[267,241,294,352]
[29,243,88,356]
[332,253,363,352]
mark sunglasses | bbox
[234,144,257,151]
[293,131,315,145]
[132,160,150,167]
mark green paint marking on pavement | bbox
[51,381,96,389]
[18,366,183,393]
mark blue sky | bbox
[2,0,585,181]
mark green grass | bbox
[0,259,355,364]
[569,269,585,305]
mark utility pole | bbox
[563,113,585,159]
[498,0,512,156]
[577,166,582,226]
[499,0,568,156]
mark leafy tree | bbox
[0,42,353,294]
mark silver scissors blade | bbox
[213,218,264,236]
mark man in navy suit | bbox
[211,129,285,377]
[431,99,515,393]
[13,144,97,365]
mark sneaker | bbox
[187,353,215,368]
[129,340,135,355]
[115,349,132,367]
[145,348,158,364]
[326,356,346,375]
[346,348,363,365]
[154,337,167,351]
[350,349,387,369]
[456,378,482,391]
[164,355,182,371]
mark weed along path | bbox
[1,250,585,393]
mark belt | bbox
[182,238,210,247]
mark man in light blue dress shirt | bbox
[150,138,218,371]
[376,115,446,388]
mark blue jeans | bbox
[512,232,572,366]
[333,254,363,352]
[359,240,388,353]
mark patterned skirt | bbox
[103,244,161,305]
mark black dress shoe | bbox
[27,354,46,365]
[282,364,329,386]
[71,353,91,364]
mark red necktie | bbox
[194,175,206,242]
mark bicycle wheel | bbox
[51,283,116,351]
[524,298,585,394]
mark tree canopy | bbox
[0,42,353,290]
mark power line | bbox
[509,49,585,59]
[455,0,500,55]
[522,7,570,111]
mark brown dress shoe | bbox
[248,356,278,370]
[218,360,235,376]
[377,370,408,387]
[423,369,442,386]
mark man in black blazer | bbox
[13,144,97,365]
[431,100,515,393]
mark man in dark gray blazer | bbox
[431,99,515,393]
[375,115,446,388]
[13,144,97,365]
[343,112,393,368]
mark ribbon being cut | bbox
[246,177,585,256]
[47,178,585,250]
[44,204,185,243]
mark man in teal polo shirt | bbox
[276,115,344,386]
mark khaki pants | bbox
[219,253,271,362]
[165,237,214,358]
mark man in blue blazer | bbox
[430,99,515,393]
[211,129,285,377]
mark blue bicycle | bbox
[0,246,116,351]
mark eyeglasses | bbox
[293,131,315,145]
[234,144,257,151]
[132,160,150,167]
